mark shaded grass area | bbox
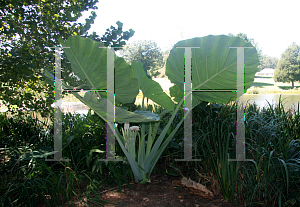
[250,82,274,88]
[278,86,300,90]
[254,76,273,79]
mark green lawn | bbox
[247,75,300,94]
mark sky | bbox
[78,0,300,59]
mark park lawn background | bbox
[247,75,300,94]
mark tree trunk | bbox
[292,81,294,89]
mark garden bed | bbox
[98,172,236,207]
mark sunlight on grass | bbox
[247,75,300,94]
[62,91,86,102]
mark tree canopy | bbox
[228,33,279,72]
[273,42,300,88]
[258,55,278,70]
[119,40,164,78]
[228,33,260,52]
[228,33,262,70]
[0,0,134,116]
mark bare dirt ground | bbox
[54,162,244,207]
[38,169,242,207]
[97,173,238,207]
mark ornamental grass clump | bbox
[191,100,300,206]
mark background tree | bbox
[88,21,134,50]
[228,33,280,72]
[119,40,164,78]
[0,1,134,116]
[273,42,300,88]
[228,33,261,52]
[155,49,171,78]
[258,55,278,70]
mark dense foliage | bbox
[1,100,300,206]
[259,54,278,70]
[0,0,135,116]
[0,0,96,116]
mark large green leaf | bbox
[132,62,175,110]
[60,35,139,104]
[133,110,160,121]
[169,83,201,106]
[21,147,56,160]
[43,69,158,123]
[166,35,259,104]
[71,88,160,123]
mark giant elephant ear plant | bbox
[44,36,159,123]
[167,35,259,105]
[43,35,258,184]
